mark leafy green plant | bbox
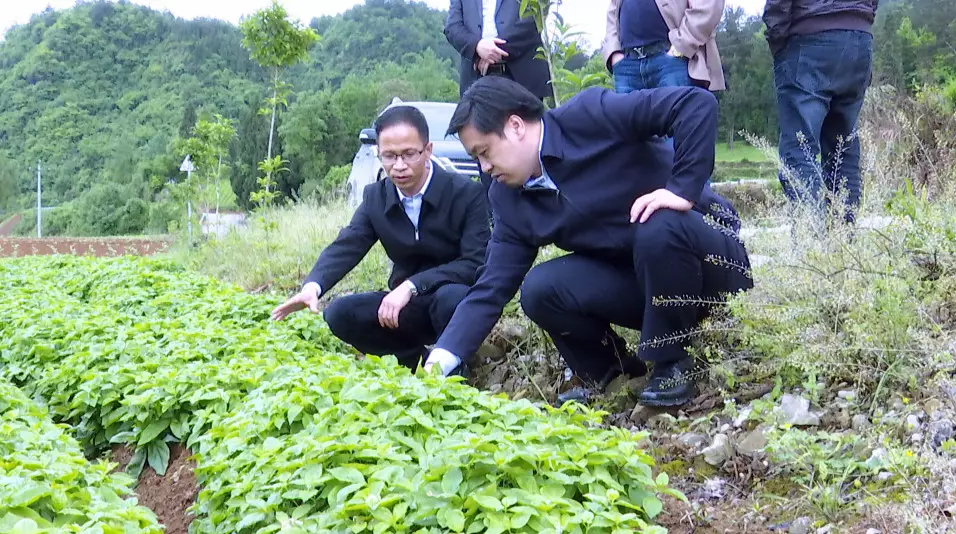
[0,379,163,533]
[763,426,925,520]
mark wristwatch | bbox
[406,280,419,297]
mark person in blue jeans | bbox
[764,0,879,224]
[603,0,726,94]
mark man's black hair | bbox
[374,105,429,143]
[446,76,546,137]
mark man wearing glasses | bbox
[272,106,490,377]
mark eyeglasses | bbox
[379,149,426,166]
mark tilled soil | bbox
[0,237,172,257]
[110,445,199,534]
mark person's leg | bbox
[519,254,648,385]
[427,283,470,335]
[772,34,835,217]
[323,291,435,368]
[632,209,753,406]
[820,31,873,224]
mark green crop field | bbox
[0,256,680,533]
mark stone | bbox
[699,478,726,500]
[929,419,955,449]
[630,404,653,425]
[605,373,633,397]
[816,525,834,534]
[788,516,812,534]
[837,390,857,401]
[852,414,871,432]
[678,432,709,450]
[865,529,881,534]
[736,428,768,456]
[923,399,943,417]
[734,406,753,428]
[647,413,678,429]
[476,342,506,363]
[702,433,733,466]
[876,471,893,482]
[905,414,922,431]
[780,394,821,426]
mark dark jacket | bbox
[304,167,490,295]
[763,0,879,55]
[444,0,552,99]
[434,86,740,360]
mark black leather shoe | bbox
[638,359,697,407]
[556,359,650,406]
[556,386,594,405]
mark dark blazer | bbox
[444,0,552,99]
[434,86,741,360]
[304,167,490,295]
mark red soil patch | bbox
[111,445,198,534]
[0,237,172,257]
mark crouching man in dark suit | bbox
[423,76,753,407]
[272,106,490,375]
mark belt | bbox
[624,41,670,59]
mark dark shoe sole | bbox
[637,385,697,408]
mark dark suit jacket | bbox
[434,86,742,360]
[304,167,490,295]
[444,0,552,99]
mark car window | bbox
[416,105,456,142]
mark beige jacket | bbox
[603,0,726,91]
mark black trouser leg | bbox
[520,210,752,382]
[323,285,471,369]
[427,283,470,336]
[520,254,646,383]
[632,210,753,365]
[323,291,434,368]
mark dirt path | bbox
[0,214,21,236]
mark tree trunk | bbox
[727,115,736,150]
[216,154,222,217]
[266,68,278,194]
[539,14,561,107]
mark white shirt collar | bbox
[396,162,434,201]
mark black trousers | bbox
[519,210,753,383]
[323,284,469,368]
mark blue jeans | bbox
[611,52,692,92]
[773,30,873,224]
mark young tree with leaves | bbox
[179,114,237,215]
[239,1,319,207]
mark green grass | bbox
[715,142,772,163]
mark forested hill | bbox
[0,0,952,236]
[0,0,459,232]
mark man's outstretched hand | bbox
[630,188,694,223]
[378,281,414,329]
[271,282,321,321]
